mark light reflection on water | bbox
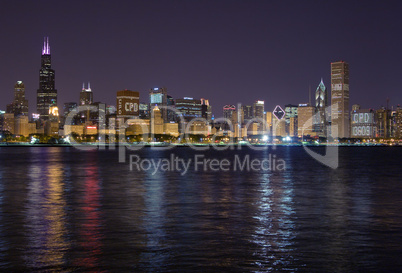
[74,158,103,270]
[25,148,69,270]
[0,146,400,271]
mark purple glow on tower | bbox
[42,37,50,55]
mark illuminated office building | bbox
[37,37,57,120]
[253,100,265,120]
[223,105,236,120]
[331,61,350,138]
[6,81,28,117]
[242,105,253,121]
[350,108,376,138]
[116,90,140,120]
[285,104,298,136]
[175,97,202,122]
[80,82,93,105]
[149,87,173,123]
[315,79,328,136]
[298,103,316,137]
[201,98,212,122]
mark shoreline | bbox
[0,143,398,148]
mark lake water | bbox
[0,146,401,272]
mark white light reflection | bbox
[251,149,296,271]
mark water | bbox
[0,146,401,272]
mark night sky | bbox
[1,0,401,116]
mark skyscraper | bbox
[201,98,212,122]
[331,61,350,138]
[284,104,298,136]
[6,81,28,116]
[223,105,236,120]
[298,103,316,137]
[37,37,57,119]
[116,90,140,121]
[253,100,265,120]
[314,79,328,136]
[315,78,327,108]
[175,97,202,122]
[149,87,170,123]
[80,82,93,105]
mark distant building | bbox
[63,102,78,117]
[116,90,140,121]
[37,37,57,120]
[139,103,150,119]
[289,117,297,137]
[0,110,4,132]
[201,98,212,122]
[80,82,93,105]
[176,97,202,122]
[223,105,236,120]
[3,113,15,134]
[149,87,170,123]
[187,120,209,135]
[6,81,29,117]
[350,108,376,138]
[315,79,328,136]
[285,104,298,136]
[331,61,350,138]
[264,111,273,134]
[298,104,316,137]
[272,119,286,137]
[395,106,402,139]
[151,106,163,134]
[242,105,253,121]
[14,115,29,136]
[167,95,176,122]
[375,107,391,138]
[253,100,265,120]
[49,105,59,123]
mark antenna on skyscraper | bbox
[387,97,389,110]
[309,85,312,106]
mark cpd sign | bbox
[116,90,140,117]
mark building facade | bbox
[285,104,298,137]
[175,97,202,122]
[80,82,93,105]
[350,108,376,138]
[253,100,265,120]
[375,107,390,138]
[37,37,57,120]
[315,79,328,136]
[7,81,29,117]
[298,104,316,137]
[223,105,236,120]
[116,90,140,120]
[331,61,350,138]
[149,87,170,123]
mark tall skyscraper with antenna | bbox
[80,82,93,105]
[37,37,57,119]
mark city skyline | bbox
[1,1,401,114]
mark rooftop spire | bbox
[42,36,50,55]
